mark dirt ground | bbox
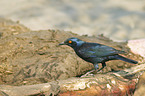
[0,18,141,86]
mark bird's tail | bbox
[116,55,138,64]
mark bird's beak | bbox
[59,42,65,45]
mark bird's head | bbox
[59,37,85,49]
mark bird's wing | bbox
[78,43,125,58]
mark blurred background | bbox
[0,0,145,41]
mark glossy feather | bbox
[59,37,138,71]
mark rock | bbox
[134,72,145,96]
[128,39,145,59]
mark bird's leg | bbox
[81,63,98,77]
[94,63,99,70]
[97,62,106,72]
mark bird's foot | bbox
[81,69,95,77]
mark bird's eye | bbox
[68,40,72,44]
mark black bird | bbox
[59,37,138,74]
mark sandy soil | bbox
[0,0,145,41]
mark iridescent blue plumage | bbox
[59,37,138,71]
